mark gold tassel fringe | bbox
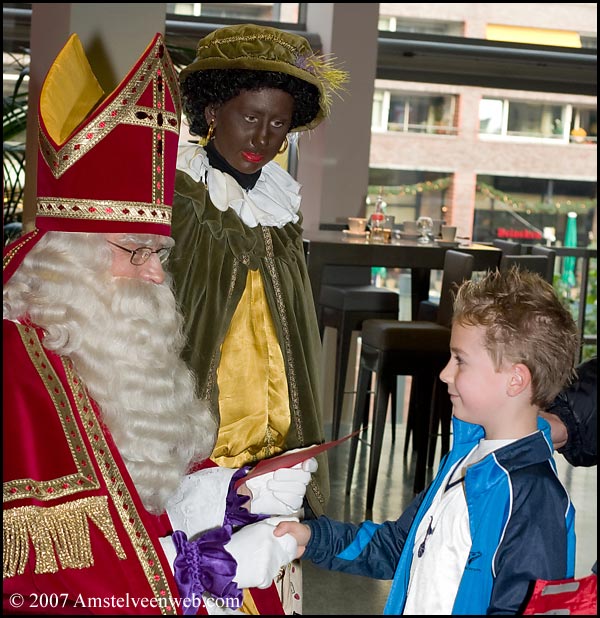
[4,496,126,578]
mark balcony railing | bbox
[547,246,597,360]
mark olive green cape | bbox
[170,170,329,515]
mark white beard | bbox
[3,233,217,514]
[69,275,218,514]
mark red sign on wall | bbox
[497,228,543,240]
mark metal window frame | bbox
[377,31,597,97]
[4,6,596,95]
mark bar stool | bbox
[530,245,557,283]
[494,241,555,284]
[415,238,517,324]
[345,250,474,510]
[492,239,522,256]
[500,254,552,283]
[318,265,400,440]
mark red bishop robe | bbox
[3,320,283,615]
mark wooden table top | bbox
[302,229,502,309]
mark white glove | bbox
[224,517,298,589]
[245,457,318,515]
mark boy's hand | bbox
[273,520,312,559]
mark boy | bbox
[275,268,580,614]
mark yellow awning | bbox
[486,24,582,48]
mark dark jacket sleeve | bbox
[547,357,597,467]
[302,492,424,580]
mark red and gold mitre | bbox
[3,32,180,284]
[36,32,180,235]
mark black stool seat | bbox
[317,265,399,442]
[319,284,400,312]
[362,320,450,350]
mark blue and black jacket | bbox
[304,417,576,614]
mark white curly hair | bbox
[3,231,217,514]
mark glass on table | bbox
[416,216,434,244]
[370,212,386,242]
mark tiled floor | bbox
[302,415,598,615]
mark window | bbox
[507,101,564,139]
[379,15,463,37]
[166,3,302,24]
[473,175,596,245]
[374,90,457,135]
[371,90,386,131]
[570,106,597,143]
[479,99,504,135]
[366,170,450,224]
[580,33,598,49]
[480,98,567,141]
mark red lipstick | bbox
[242,151,264,163]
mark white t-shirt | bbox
[403,438,514,615]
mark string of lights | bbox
[367,178,595,216]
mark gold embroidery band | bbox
[2,230,40,273]
[36,198,171,225]
[63,363,177,614]
[261,228,302,442]
[3,496,125,578]
[3,324,100,504]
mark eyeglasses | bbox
[107,240,171,266]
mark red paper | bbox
[234,428,364,489]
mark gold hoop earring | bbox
[206,121,215,142]
[278,136,289,155]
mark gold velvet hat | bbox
[179,23,348,131]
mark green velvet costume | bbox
[169,145,329,516]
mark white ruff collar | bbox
[177,144,301,228]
